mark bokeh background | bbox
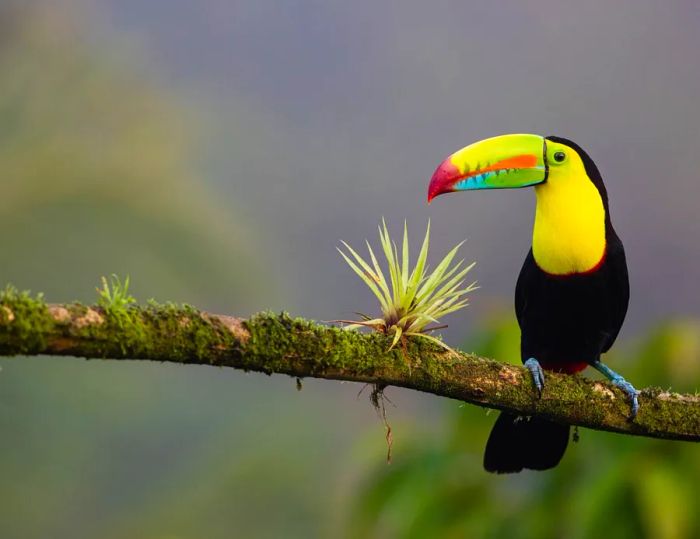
[1,1,700,537]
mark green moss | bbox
[238,313,468,390]
[241,312,407,376]
[639,394,700,437]
[106,302,240,363]
[0,285,53,355]
[29,298,240,363]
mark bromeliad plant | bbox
[338,219,476,351]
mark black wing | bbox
[600,231,629,352]
[515,248,537,330]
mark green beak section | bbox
[428,134,547,201]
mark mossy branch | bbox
[0,291,698,442]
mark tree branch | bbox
[0,292,698,442]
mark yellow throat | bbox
[532,153,607,275]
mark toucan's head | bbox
[429,133,612,275]
[427,133,607,205]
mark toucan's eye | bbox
[553,151,566,163]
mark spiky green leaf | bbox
[338,220,476,352]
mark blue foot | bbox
[592,360,639,419]
[524,357,545,397]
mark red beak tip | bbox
[428,158,459,204]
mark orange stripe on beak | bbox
[481,154,539,174]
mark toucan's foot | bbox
[524,357,545,397]
[592,360,639,419]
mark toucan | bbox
[427,134,638,473]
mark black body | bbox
[484,137,630,473]
[516,232,629,369]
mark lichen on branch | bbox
[0,287,699,442]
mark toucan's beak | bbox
[428,133,547,202]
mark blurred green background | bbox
[1,1,699,538]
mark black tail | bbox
[483,412,569,473]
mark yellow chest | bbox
[532,175,607,275]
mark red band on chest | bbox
[538,360,589,374]
[537,247,607,279]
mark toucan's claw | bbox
[524,357,545,397]
[619,380,639,419]
[592,360,639,419]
